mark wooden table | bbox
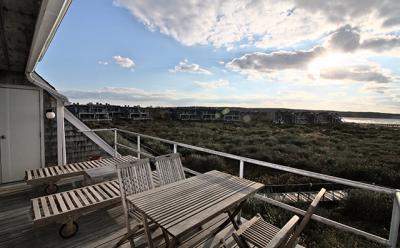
[83,166,117,185]
[127,170,264,247]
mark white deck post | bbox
[113,129,118,158]
[238,160,244,223]
[173,144,177,153]
[137,135,141,159]
[56,100,66,165]
[239,160,244,178]
[389,191,400,248]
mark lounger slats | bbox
[62,192,76,210]
[26,155,136,185]
[76,189,90,206]
[48,195,59,215]
[56,194,68,212]
[32,180,122,225]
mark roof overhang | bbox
[25,0,71,103]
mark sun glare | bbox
[308,53,346,78]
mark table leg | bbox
[227,211,240,230]
[142,213,154,248]
[167,237,177,248]
[212,201,245,236]
[162,229,170,247]
[113,225,140,247]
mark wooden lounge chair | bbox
[115,158,156,247]
[26,155,136,194]
[154,153,185,185]
[232,188,326,248]
[31,167,160,239]
[32,180,121,238]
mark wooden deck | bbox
[0,183,242,248]
[265,190,347,204]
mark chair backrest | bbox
[155,153,186,185]
[233,214,300,248]
[117,158,155,206]
[285,188,326,247]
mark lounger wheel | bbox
[44,183,58,195]
[59,221,79,239]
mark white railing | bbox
[81,128,400,247]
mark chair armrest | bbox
[266,215,300,248]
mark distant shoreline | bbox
[342,117,400,126]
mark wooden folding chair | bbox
[154,153,186,185]
[233,188,326,248]
[115,158,155,247]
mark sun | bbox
[308,53,347,79]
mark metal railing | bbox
[81,127,400,247]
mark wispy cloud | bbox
[169,59,212,75]
[194,79,229,89]
[98,60,109,65]
[62,86,400,113]
[113,55,135,69]
[226,47,325,74]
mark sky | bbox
[37,0,400,113]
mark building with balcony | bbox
[274,111,342,125]
[66,103,151,121]
[173,107,242,122]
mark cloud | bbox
[98,61,109,65]
[169,59,212,74]
[62,87,266,107]
[327,25,360,52]
[226,47,325,74]
[326,25,400,53]
[294,0,400,28]
[360,36,400,52]
[114,0,400,49]
[62,86,400,113]
[194,79,229,89]
[362,84,391,94]
[319,65,391,84]
[113,55,135,68]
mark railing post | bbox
[137,135,141,159]
[239,160,244,178]
[113,128,118,157]
[237,160,245,223]
[389,191,400,248]
[173,144,177,153]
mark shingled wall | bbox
[43,91,110,166]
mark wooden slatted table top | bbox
[84,166,117,180]
[127,170,264,239]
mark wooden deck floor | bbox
[0,183,240,248]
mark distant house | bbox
[274,111,341,125]
[177,108,200,121]
[128,106,151,120]
[66,103,151,121]
[223,111,241,122]
[173,107,242,122]
[201,109,218,120]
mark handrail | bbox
[114,128,395,195]
[116,142,155,158]
[80,127,400,247]
[255,194,390,246]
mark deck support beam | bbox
[57,100,66,165]
[389,191,400,248]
